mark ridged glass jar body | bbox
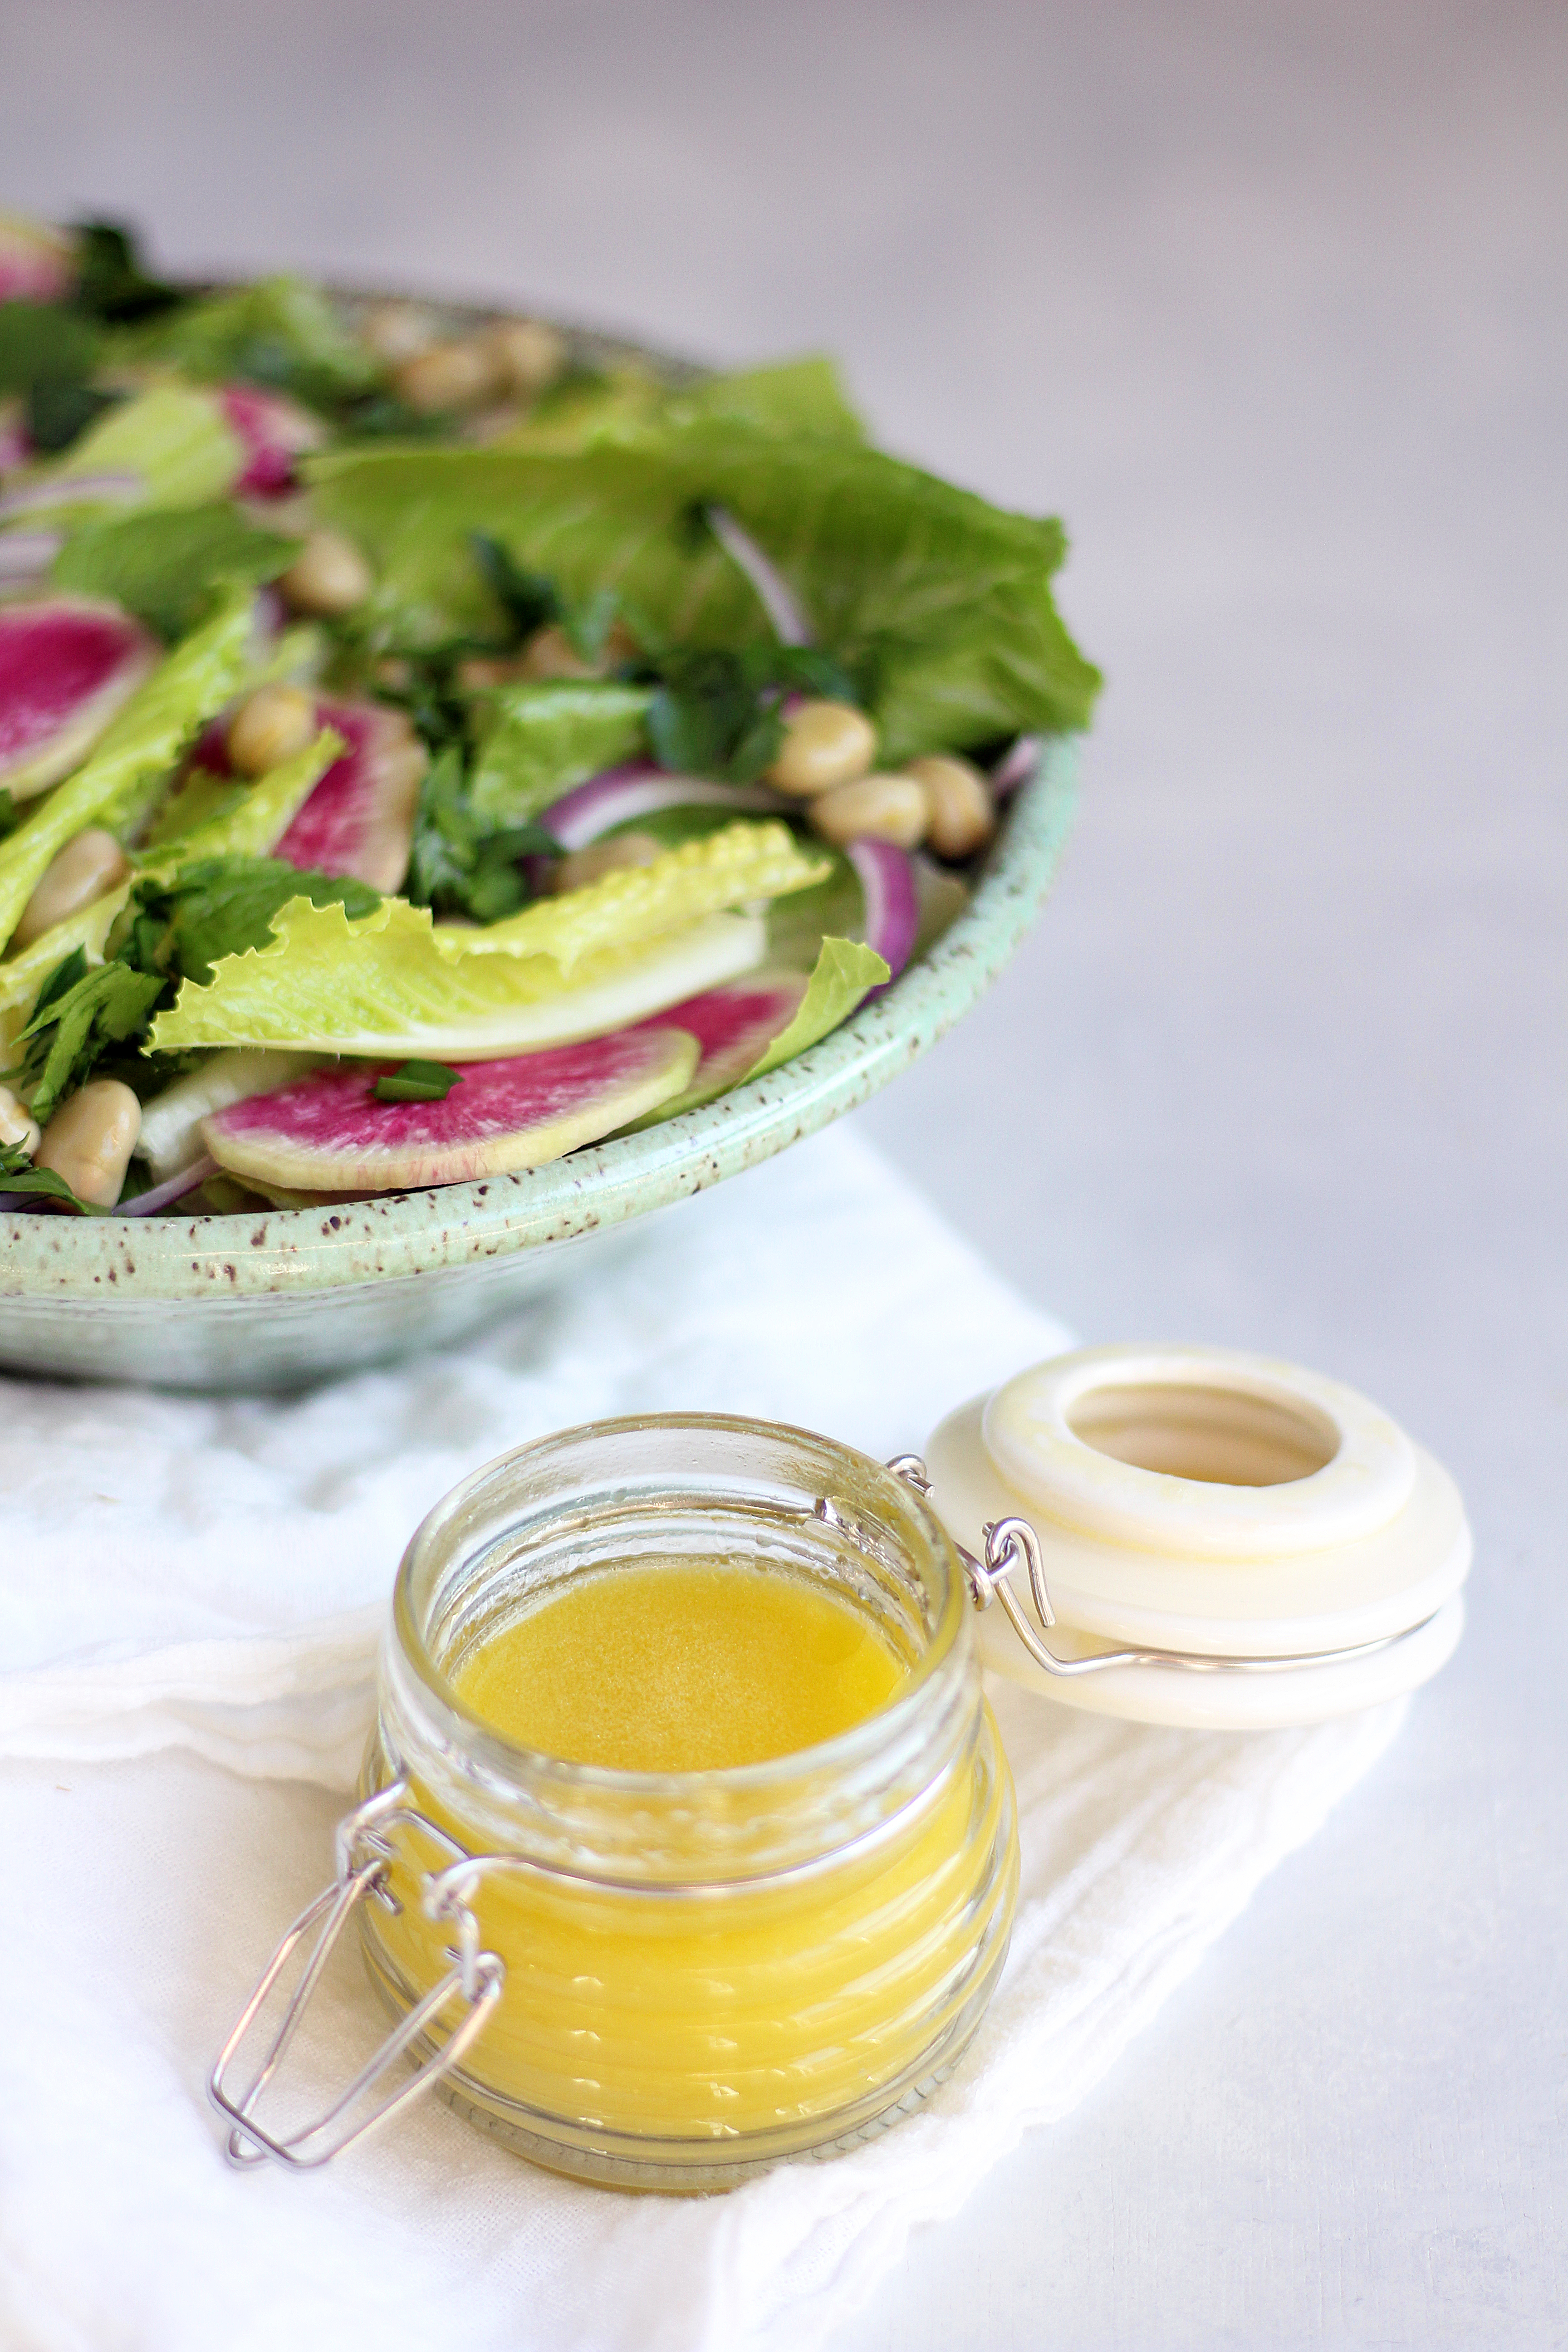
[358,1415,1019,2190]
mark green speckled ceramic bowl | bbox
[0,287,1080,1387]
[0,738,1076,1387]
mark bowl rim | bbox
[0,738,1077,1302]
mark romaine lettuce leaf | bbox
[0,728,340,1042]
[0,588,254,949]
[666,356,865,442]
[741,935,888,1080]
[47,384,242,512]
[150,820,824,1055]
[305,443,771,655]
[51,501,301,639]
[307,421,1099,760]
[468,680,652,823]
[150,901,767,1058]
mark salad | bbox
[0,213,1098,1217]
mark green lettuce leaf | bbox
[0,728,343,1036]
[305,443,769,655]
[665,423,1101,760]
[115,276,380,408]
[48,382,242,510]
[51,502,301,639]
[468,680,652,823]
[0,588,254,950]
[151,821,825,1056]
[742,935,888,1080]
[667,356,865,441]
[0,301,101,397]
[307,422,1099,760]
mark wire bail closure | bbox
[884,1455,1439,1678]
[207,1779,505,2171]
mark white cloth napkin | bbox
[0,1127,1406,2351]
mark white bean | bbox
[809,773,929,850]
[766,701,877,798]
[395,338,505,415]
[358,300,436,363]
[14,828,130,948]
[0,1083,40,1161]
[905,754,995,860]
[279,530,374,617]
[227,683,318,777]
[34,1079,142,1207]
[488,318,568,396]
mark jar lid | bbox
[919,1343,1470,1729]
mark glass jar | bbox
[320,1414,1017,2192]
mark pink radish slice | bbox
[0,220,74,305]
[844,838,919,988]
[203,1027,700,1193]
[0,595,161,799]
[220,385,324,499]
[541,763,789,850]
[0,412,29,473]
[193,696,426,892]
[636,970,807,1107]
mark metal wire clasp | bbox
[884,1455,1435,1678]
[208,1779,504,2171]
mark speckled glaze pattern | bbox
[0,698,1077,1391]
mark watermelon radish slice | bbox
[220,385,324,500]
[202,1026,700,1193]
[634,970,807,1117]
[0,216,75,305]
[0,595,161,801]
[190,696,426,892]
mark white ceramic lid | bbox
[922,1343,1471,1729]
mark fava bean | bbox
[809,773,929,850]
[905,754,995,860]
[34,1079,142,1207]
[227,683,318,778]
[766,701,877,798]
[14,828,130,948]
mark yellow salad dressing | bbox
[362,1557,1016,2153]
[451,1558,905,1771]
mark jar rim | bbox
[388,1410,971,1799]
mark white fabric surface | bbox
[0,1128,1406,2350]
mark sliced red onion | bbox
[113,1155,220,1216]
[0,529,62,582]
[706,505,812,646]
[990,734,1041,801]
[540,763,790,850]
[0,471,142,522]
[846,837,919,988]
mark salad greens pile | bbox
[0,210,1098,1215]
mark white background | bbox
[3,1,1564,2341]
